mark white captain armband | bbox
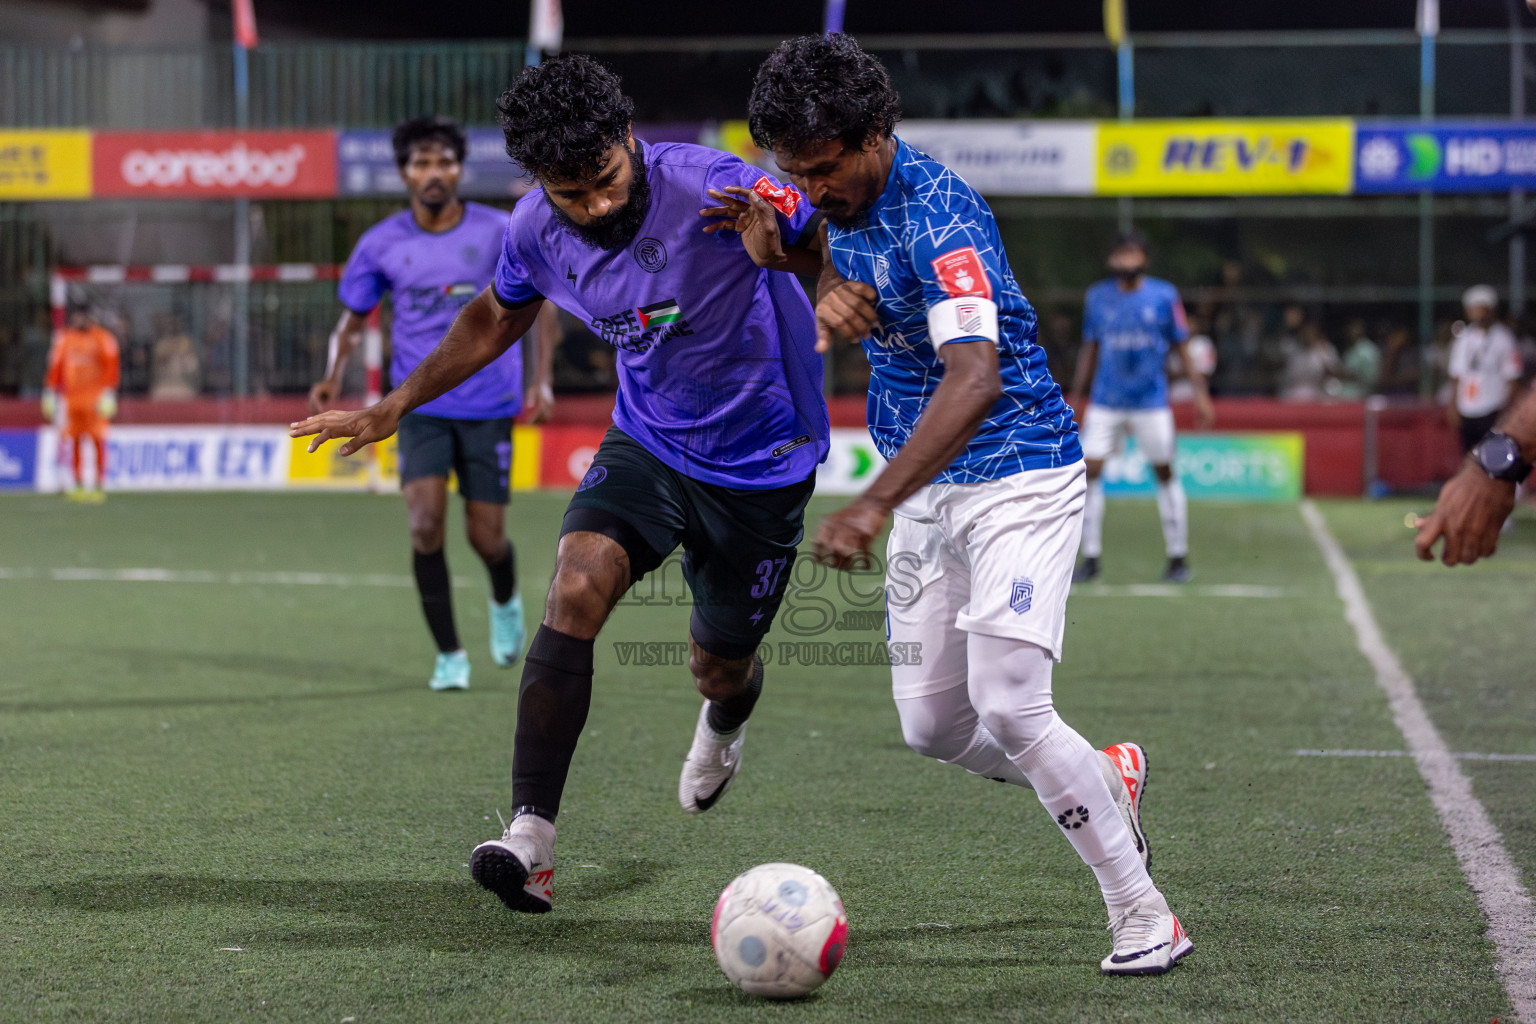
[926,296,999,351]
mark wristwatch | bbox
[1470,431,1534,483]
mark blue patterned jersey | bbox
[824,137,1080,484]
[1081,276,1189,410]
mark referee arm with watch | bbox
[1415,386,1536,565]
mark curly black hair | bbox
[496,54,635,182]
[391,116,467,168]
[747,34,901,155]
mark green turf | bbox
[0,492,1517,1022]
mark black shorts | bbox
[562,426,817,660]
[397,412,514,504]
[1459,411,1500,454]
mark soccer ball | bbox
[711,862,848,999]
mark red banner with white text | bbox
[91,131,336,198]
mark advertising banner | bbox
[815,428,888,496]
[1097,120,1354,196]
[38,426,291,491]
[0,429,39,490]
[92,131,337,198]
[1354,122,1536,193]
[897,120,1097,196]
[538,425,608,489]
[0,131,92,200]
[1102,432,1304,501]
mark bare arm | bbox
[1175,339,1216,428]
[1415,385,1536,565]
[309,309,368,413]
[699,186,823,276]
[813,340,1003,569]
[523,302,561,423]
[291,287,542,456]
[1068,339,1098,411]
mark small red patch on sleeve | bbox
[751,175,802,217]
[930,247,993,300]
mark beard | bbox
[544,146,652,252]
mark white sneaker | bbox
[1101,890,1193,975]
[470,813,555,914]
[429,649,470,691]
[678,701,745,813]
[1100,742,1151,872]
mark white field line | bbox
[1070,583,1290,598]
[1297,748,1536,764]
[0,566,479,589]
[1301,500,1536,1021]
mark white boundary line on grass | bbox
[1300,500,1536,1021]
[1297,748,1536,764]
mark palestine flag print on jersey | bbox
[636,299,683,330]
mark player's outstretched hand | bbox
[307,379,339,415]
[815,280,879,353]
[289,403,402,458]
[813,497,889,572]
[700,186,785,269]
[1413,461,1515,565]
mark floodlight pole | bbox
[1417,30,1436,398]
[1117,37,1134,233]
[1510,0,1527,319]
[233,40,252,399]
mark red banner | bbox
[538,425,608,489]
[92,131,336,198]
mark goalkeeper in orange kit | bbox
[44,301,121,502]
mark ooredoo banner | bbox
[92,131,337,198]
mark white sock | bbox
[1156,477,1188,559]
[1082,477,1106,559]
[967,634,1153,909]
[896,686,1033,789]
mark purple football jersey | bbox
[339,201,521,420]
[492,141,828,489]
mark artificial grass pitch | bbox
[0,491,1518,1022]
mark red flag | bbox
[233,0,259,49]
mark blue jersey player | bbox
[293,56,829,915]
[310,116,549,692]
[749,34,1192,976]
[1067,233,1214,584]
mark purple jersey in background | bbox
[492,141,828,489]
[339,201,522,420]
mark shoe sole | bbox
[429,680,469,691]
[1132,745,1152,876]
[470,845,551,914]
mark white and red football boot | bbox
[1100,742,1152,872]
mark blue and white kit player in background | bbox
[310,116,550,691]
[1068,232,1214,584]
[749,34,1192,975]
[294,55,830,916]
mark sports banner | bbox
[1097,120,1354,196]
[815,428,888,496]
[0,429,39,490]
[897,121,1097,196]
[1354,122,1536,194]
[0,131,92,199]
[38,425,291,491]
[1103,432,1304,501]
[92,131,337,198]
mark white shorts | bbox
[885,462,1085,700]
[1079,405,1176,465]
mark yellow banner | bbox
[0,131,92,199]
[1097,120,1354,195]
[288,424,539,492]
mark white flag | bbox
[528,0,563,57]
[1416,0,1439,38]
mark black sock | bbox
[413,548,460,653]
[484,542,517,604]
[706,655,764,735]
[511,625,595,821]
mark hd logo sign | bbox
[1097,120,1354,196]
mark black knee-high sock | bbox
[511,625,594,821]
[706,655,764,735]
[413,549,460,653]
[484,542,517,604]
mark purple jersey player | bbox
[308,117,554,693]
[292,56,829,914]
